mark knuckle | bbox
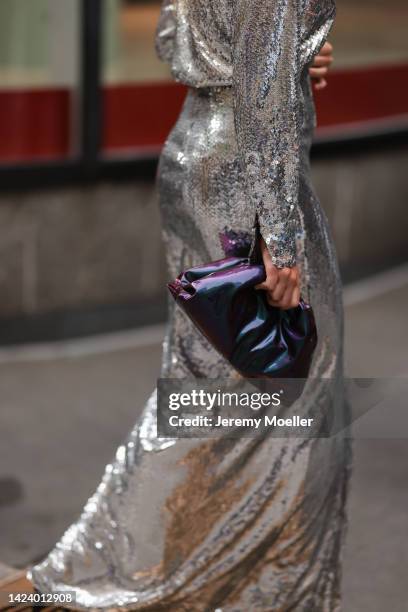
[268,271,278,284]
[265,264,276,278]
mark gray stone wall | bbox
[313,147,408,276]
[0,182,166,319]
[0,147,407,321]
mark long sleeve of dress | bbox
[232,0,334,268]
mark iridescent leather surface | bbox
[168,256,317,379]
[30,1,351,610]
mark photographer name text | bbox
[168,414,314,429]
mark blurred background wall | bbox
[0,0,407,343]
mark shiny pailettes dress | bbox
[30,1,351,610]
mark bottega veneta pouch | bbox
[167,238,317,379]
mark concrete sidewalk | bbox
[0,267,407,611]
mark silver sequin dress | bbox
[29,1,351,610]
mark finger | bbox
[277,273,298,308]
[258,240,279,288]
[267,286,300,309]
[278,297,292,310]
[267,268,299,307]
[285,269,298,292]
[271,269,291,302]
[309,66,329,79]
[291,286,301,308]
[255,263,278,291]
[314,77,327,90]
[260,263,299,303]
[290,266,299,282]
[312,54,333,68]
[271,281,286,303]
[282,286,301,310]
[266,292,280,307]
[255,272,278,291]
[254,239,272,288]
[255,278,277,291]
[320,41,333,55]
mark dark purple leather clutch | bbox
[168,256,317,379]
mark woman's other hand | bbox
[309,41,334,90]
[255,238,301,310]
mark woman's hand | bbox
[309,41,334,90]
[255,238,301,310]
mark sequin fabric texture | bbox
[29,1,351,610]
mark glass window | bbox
[332,0,408,68]
[1,0,407,166]
[103,0,170,84]
[0,0,81,164]
[101,0,185,156]
[316,0,408,135]
[101,0,408,153]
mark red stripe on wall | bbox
[0,64,407,162]
[0,89,71,163]
[314,63,408,127]
[102,82,187,151]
